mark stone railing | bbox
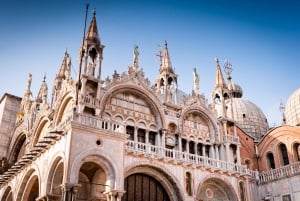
[259,161,300,184]
[126,140,257,179]
[223,135,239,144]
[72,113,125,135]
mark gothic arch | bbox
[196,176,238,201]
[99,84,166,129]
[54,94,74,126]
[8,133,26,164]
[124,161,184,201]
[32,118,50,145]
[70,149,118,189]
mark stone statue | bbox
[132,45,139,70]
[193,68,199,93]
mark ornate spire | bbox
[37,74,48,104]
[160,40,174,74]
[223,59,232,81]
[85,9,100,44]
[155,41,178,104]
[21,73,33,113]
[214,57,226,89]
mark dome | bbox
[285,88,300,126]
[226,98,269,139]
[227,81,243,98]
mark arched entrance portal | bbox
[122,173,170,201]
[77,161,108,201]
[197,178,238,201]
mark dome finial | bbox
[214,56,219,65]
[93,8,96,17]
[43,73,46,82]
[279,100,286,125]
[224,59,233,81]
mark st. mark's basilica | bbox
[0,10,300,201]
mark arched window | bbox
[267,152,275,169]
[292,142,300,162]
[137,128,146,143]
[126,126,134,140]
[279,143,289,166]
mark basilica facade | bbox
[0,11,300,201]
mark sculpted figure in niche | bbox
[185,172,192,196]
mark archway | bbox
[47,157,64,200]
[1,186,12,201]
[197,178,238,201]
[77,161,108,201]
[21,175,39,201]
[122,173,170,201]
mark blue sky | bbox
[0,0,299,126]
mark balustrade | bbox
[125,140,255,178]
[73,113,125,134]
[259,161,300,184]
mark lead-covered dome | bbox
[226,98,269,139]
[285,88,300,126]
[227,81,243,98]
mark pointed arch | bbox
[32,118,50,145]
[8,133,26,164]
[54,93,74,126]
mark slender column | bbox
[134,127,138,141]
[80,78,87,98]
[178,135,182,152]
[209,146,215,159]
[145,130,149,144]
[61,183,71,201]
[223,121,227,136]
[156,132,161,147]
[225,143,230,162]
[187,140,190,153]
[162,129,167,148]
[104,190,125,201]
[174,84,178,104]
[219,145,225,160]
[194,142,197,155]
[236,145,241,164]
[98,55,102,79]
[215,145,219,160]
[234,124,237,136]
[202,144,205,157]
